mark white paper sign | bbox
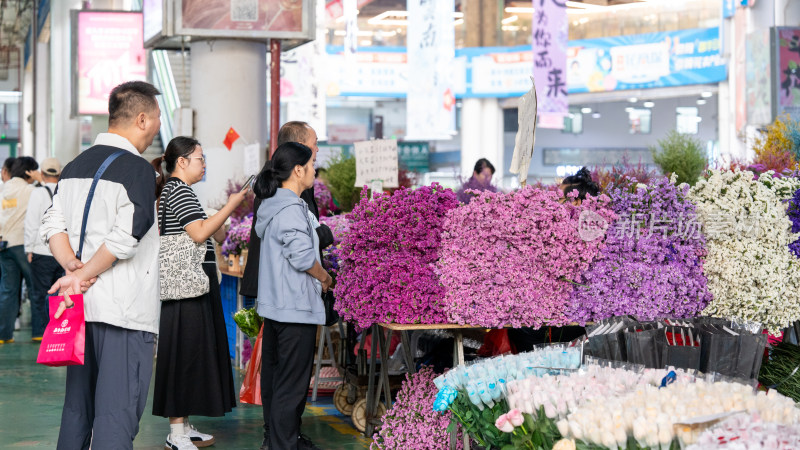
[354,139,399,188]
[510,77,538,185]
[243,142,261,176]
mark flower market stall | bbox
[324,164,800,449]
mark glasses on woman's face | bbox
[185,155,206,165]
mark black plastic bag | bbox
[696,324,739,376]
[657,326,701,371]
[624,324,660,368]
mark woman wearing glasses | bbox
[151,136,248,450]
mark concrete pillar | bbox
[21,61,32,156]
[34,40,50,161]
[190,40,267,207]
[50,0,82,164]
[461,98,503,180]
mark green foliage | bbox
[447,392,512,449]
[322,156,361,212]
[651,131,707,186]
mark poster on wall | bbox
[406,0,456,140]
[746,29,771,126]
[143,0,164,45]
[73,11,146,116]
[773,27,800,122]
[531,0,568,128]
[176,0,310,39]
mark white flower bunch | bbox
[506,365,692,423]
[689,170,800,332]
[561,380,799,449]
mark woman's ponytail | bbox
[253,142,313,199]
[152,156,167,200]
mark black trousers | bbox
[260,318,317,450]
[30,254,64,338]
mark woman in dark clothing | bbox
[151,137,248,450]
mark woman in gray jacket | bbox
[254,141,332,450]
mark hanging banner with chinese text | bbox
[286,0,327,139]
[406,0,456,140]
[531,0,568,128]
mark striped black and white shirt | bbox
[159,178,214,263]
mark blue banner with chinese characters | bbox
[567,27,727,94]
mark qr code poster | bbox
[179,0,306,35]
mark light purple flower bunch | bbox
[788,187,800,258]
[320,215,351,274]
[569,177,712,323]
[314,179,335,216]
[438,187,616,328]
[334,184,459,329]
[222,213,253,257]
[371,367,462,450]
[456,176,498,204]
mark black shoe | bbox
[297,434,321,450]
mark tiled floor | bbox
[0,326,372,449]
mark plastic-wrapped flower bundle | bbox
[686,412,800,449]
[506,364,695,424]
[433,344,583,411]
[438,187,616,328]
[689,170,800,332]
[334,184,458,329]
[570,176,712,323]
[561,380,800,449]
[372,367,462,450]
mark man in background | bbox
[24,157,63,341]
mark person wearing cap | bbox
[24,157,64,341]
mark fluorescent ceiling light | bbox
[700,91,713,98]
[502,15,519,24]
[643,101,655,108]
[565,1,606,9]
[581,107,592,114]
[454,18,464,26]
[697,99,707,105]
[501,25,521,31]
[628,97,638,103]
[370,10,464,26]
[625,107,634,113]
[592,112,601,118]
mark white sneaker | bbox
[186,425,216,447]
[165,434,198,450]
[14,318,20,331]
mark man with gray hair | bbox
[41,80,162,449]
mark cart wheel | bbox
[351,398,386,434]
[334,384,355,415]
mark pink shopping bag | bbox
[36,294,85,367]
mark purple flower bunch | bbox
[371,367,461,450]
[788,187,800,258]
[569,177,712,323]
[314,179,336,217]
[334,184,459,329]
[456,176,498,204]
[320,215,351,274]
[438,187,616,328]
[222,213,253,257]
